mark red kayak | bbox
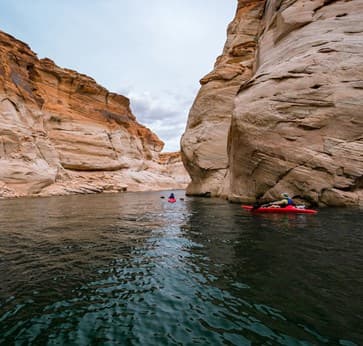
[242,205,317,214]
[168,198,177,203]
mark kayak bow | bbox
[242,205,317,214]
[168,198,177,203]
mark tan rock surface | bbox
[230,0,363,206]
[181,0,266,197]
[0,31,189,198]
[182,0,363,206]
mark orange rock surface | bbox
[0,30,189,197]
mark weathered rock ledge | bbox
[0,30,190,198]
[181,0,363,206]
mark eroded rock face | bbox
[181,0,266,197]
[0,31,189,198]
[182,0,363,206]
[230,0,363,206]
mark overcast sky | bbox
[1,1,236,151]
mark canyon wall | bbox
[181,0,266,197]
[0,30,189,198]
[181,0,363,206]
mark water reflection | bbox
[0,192,362,345]
[181,199,362,344]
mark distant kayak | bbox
[242,205,317,214]
[168,198,177,203]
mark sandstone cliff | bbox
[181,0,363,206]
[0,30,189,198]
[181,0,266,197]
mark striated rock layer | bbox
[181,0,363,206]
[181,0,266,197]
[0,30,190,198]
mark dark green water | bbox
[0,191,362,345]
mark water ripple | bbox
[0,192,362,345]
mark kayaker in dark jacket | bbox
[169,193,175,199]
[269,193,295,208]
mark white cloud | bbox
[120,87,197,152]
[0,0,237,152]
